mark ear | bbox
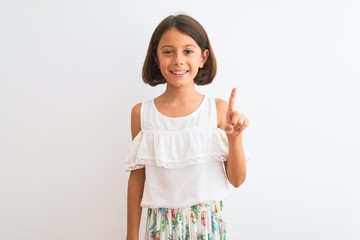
[199,49,209,68]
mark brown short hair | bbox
[142,14,217,86]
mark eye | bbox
[184,49,194,55]
[162,50,173,55]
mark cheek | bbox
[191,59,202,68]
[158,61,167,70]
[158,58,172,68]
[158,62,170,74]
[156,56,164,65]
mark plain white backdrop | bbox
[1,0,359,239]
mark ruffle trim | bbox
[127,154,228,171]
[126,127,229,171]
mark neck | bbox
[160,83,201,102]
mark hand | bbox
[225,88,249,136]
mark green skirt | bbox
[145,201,226,240]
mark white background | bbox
[1,0,359,239]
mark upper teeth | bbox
[173,71,187,74]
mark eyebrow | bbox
[159,44,198,49]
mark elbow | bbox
[229,174,246,188]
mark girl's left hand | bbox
[225,88,249,136]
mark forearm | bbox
[226,134,247,188]
[126,169,145,240]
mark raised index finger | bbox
[227,87,237,112]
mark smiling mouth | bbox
[170,70,189,76]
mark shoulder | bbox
[130,103,142,140]
[215,98,228,129]
[215,98,228,111]
[131,102,142,117]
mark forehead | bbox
[158,28,200,48]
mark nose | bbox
[173,54,184,65]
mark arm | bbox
[216,88,249,188]
[126,103,145,240]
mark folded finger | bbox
[229,111,240,127]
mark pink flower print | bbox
[220,219,225,234]
[154,230,159,240]
[171,209,175,222]
[201,211,207,227]
[190,211,196,223]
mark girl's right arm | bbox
[126,103,145,240]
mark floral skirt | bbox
[145,201,226,240]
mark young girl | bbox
[126,14,249,240]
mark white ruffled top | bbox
[126,96,231,208]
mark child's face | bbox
[156,28,208,88]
